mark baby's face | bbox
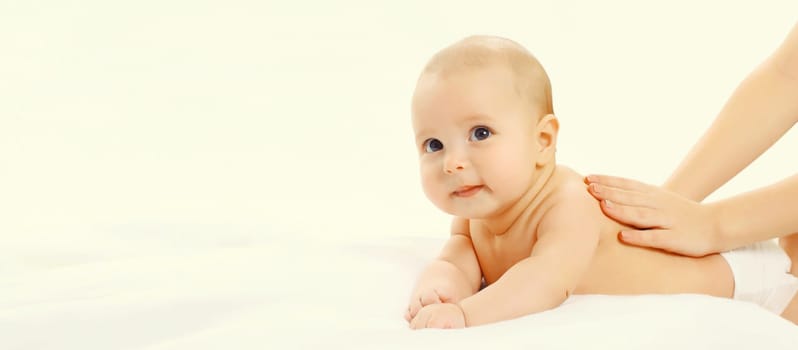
[411,66,543,219]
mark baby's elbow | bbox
[547,284,572,306]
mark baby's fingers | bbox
[407,291,441,321]
[407,299,423,320]
[419,290,443,306]
[426,313,458,329]
[409,308,432,330]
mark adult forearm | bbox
[711,174,798,248]
[664,60,798,201]
[458,258,567,326]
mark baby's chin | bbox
[436,203,502,220]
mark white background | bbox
[2,1,797,249]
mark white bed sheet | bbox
[2,234,798,349]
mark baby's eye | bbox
[424,138,444,153]
[469,126,492,141]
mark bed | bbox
[3,233,797,349]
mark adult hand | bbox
[409,303,466,330]
[585,174,725,257]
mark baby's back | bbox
[570,176,733,297]
[473,166,734,298]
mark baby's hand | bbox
[409,303,466,330]
[404,286,458,322]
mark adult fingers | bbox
[600,199,665,229]
[618,229,668,249]
[588,183,653,208]
[585,175,656,193]
[618,229,708,257]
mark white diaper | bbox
[720,240,798,314]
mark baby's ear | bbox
[535,114,559,166]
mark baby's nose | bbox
[444,154,468,174]
[445,164,465,174]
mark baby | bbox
[404,35,798,329]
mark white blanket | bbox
[3,235,798,349]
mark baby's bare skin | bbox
[406,35,751,329]
[470,166,734,299]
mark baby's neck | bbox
[475,163,560,237]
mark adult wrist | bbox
[707,201,736,252]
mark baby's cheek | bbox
[493,152,527,176]
[419,167,444,203]
[493,155,535,191]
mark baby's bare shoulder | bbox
[550,166,596,205]
[539,166,603,229]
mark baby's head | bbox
[411,35,559,219]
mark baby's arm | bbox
[458,190,601,326]
[405,217,482,321]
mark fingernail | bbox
[586,175,596,182]
[590,183,600,193]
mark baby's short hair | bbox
[420,35,554,117]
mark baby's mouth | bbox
[452,185,484,197]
